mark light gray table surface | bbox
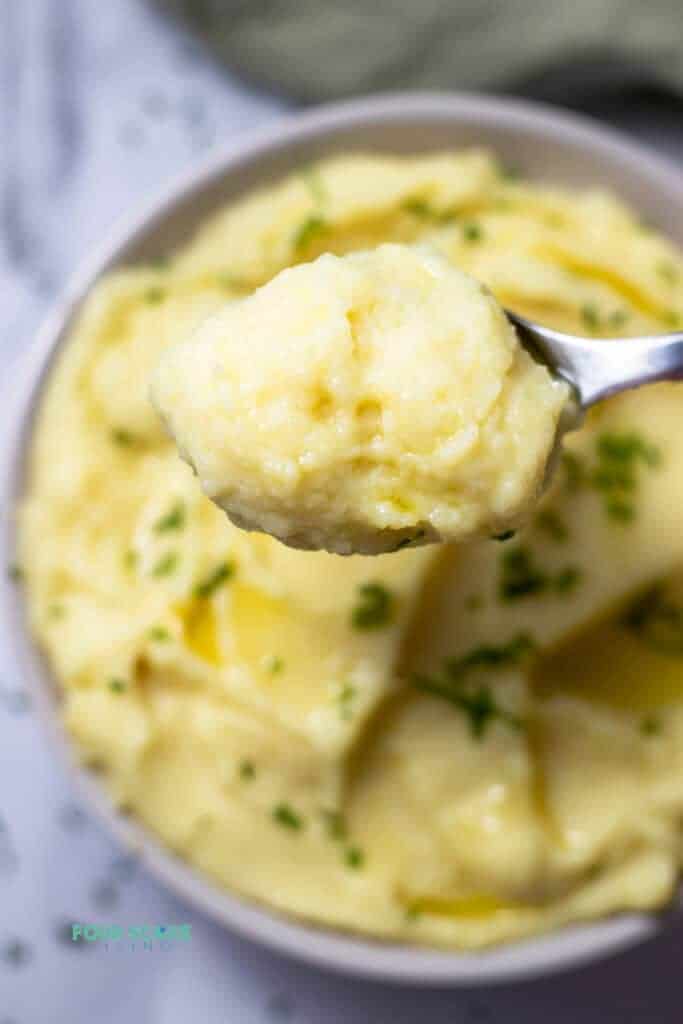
[2,2,683,1021]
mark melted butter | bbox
[179,601,221,665]
[537,244,664,320]
[230,583,322,676]
[407,893,517,919]
[230,584,290,664]
[532,608,683,713]
[230,582,341,697]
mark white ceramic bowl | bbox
[3,92,683,985]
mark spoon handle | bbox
[508,312,683,408]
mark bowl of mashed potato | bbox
[4,92,683,984]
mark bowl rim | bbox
[2,89,682,985]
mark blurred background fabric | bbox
[152,0,683,108]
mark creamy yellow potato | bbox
[17,150,683,949]
[152,244,569,555]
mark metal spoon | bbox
[508,312,683,408]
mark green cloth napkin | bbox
[153,0,683,104]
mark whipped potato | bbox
[152,244,569,554]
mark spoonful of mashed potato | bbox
[151,244,570,555]
[152,241,683,556]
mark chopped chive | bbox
[562,432,661,525]
[597,433,660,467]
[108,678,127,694]
[351,582,394,630]
[344,846,365,870]
[607,309,629,330]
[320,809,347,841]
[606,499,635,523]
[7,564,22,582]
[292,214,327,252]
[412,633,533,739]
[151,551,179,577]
[144,286,166,305]
[462,221,483,243]
[153,501,186,533]
[216,271,249,292]
[194,560,235,599]
[622,581,683,655]
[239,759,256,781]
[593,432,660,523]
[264,655,285,675]
[272,803,303,831]
[147,626,170,642]
[591,464,636,492]
[413,675,524,740]
[444,633,535,679]
[561,451,586,492]
[401,197,434,219]
[111,428,136,447]
[640,716,661,736]
[499,547,547,601]
[581,304,600,331]
[337,683,356,721]
[499,546,581,601]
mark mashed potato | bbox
[152,245,569,554]
[17,150,683,949]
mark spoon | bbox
[507,312,683,408]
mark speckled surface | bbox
[2,2,683,1020]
